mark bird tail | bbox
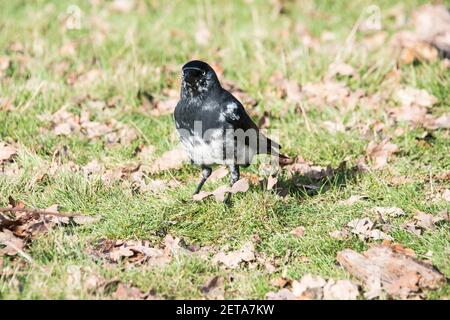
[261,135,293,165]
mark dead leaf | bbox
[209,166,228,182]
[148,146,188,173]
[212,241,255,269]
[193,178,250,202]
[0,229,25,256]
[442,189,450,202]
[323,279,359,300]
[372,207,405,222]
[0,142,17,163]
[395,87,437,108]
[270,277,289,288]
[337,244,445,299]
[267,176,278,190]
[366,139,399,169]
[200,276,225,300]
[338,195,366,206]
[112,283,143,300]
[412,4,450,58]
[290,226,305,238]
[413,211,444,230]
[329,229,349,240]
[292,274,327,299]
[327,62,357,79]
[266,288,298,300]
[347,218,393,241]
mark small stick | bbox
[0,207,81,218]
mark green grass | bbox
[1,0,449,299]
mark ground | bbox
[0,0,449,299]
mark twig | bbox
[0,207,81,218]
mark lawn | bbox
[0,0,449,300]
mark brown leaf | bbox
[292,274,327,299]
[0,229,25,256]
[366,139,399,169]
[372,207,405,222]
[329,229,349,240]
[149,146,188,173]
[72,215,100,225]
[208,166,228,182]
[266,288,298,300]
[290,226,305,238]
[200,276,225,300]
[323,279,359,300]
[347,218,393,241]
[193,178,250,202]
[112,283,143,300]
[212,241,256,269]
[395,87,437,108]
[193,191,213,201]
[327,62,357,79]
[0,142,17,163]
[413,211,444,230]
[338,195,366,206]
[337,244,445,299]
[385,271,420,299]
[267,176,278,191]
[412,4,450,58]
[230,178,250,193]
[270,277,289,288]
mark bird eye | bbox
[202,71,206,76]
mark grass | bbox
[1,0,449,299]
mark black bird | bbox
[174,60,288,199]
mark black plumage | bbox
[174,60,287,198]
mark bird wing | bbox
[220,91,282,156]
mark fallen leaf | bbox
[200,276,225,300]
[292,274,327,299]
[290,226,305,238]
[329,229,349,240]
[395,87,437,108]
[112,283,143,300]
[208,166,228,182]
[323,279,359,300]
[327,62,357,79]
[413,211,444,230]
[338,195,366,206]
[337,244,445,299]
[0,142,17,163]
[193,178,250,202]
[366,139,399,169]
[372,207,405,222]
[0,229,25,256]
[212,241,256,269]
[412,4,450,58]
[347,218,393,241]
[267,175,278,190]
[442,189,450,202]
[266,288,298,300]
[149,146,189,173]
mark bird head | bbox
[181,60,220,99]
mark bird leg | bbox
[224,164,240,203]
[193,166,212,195]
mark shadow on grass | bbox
[272,160,363,199]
